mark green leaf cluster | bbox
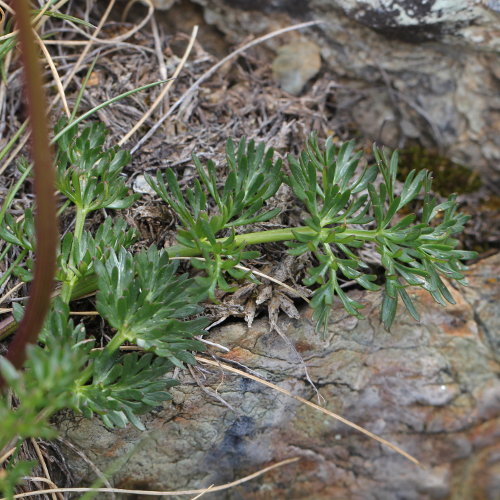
[285,138,379,330]
[1,301,90,495]
[0,301,88,446]
[0,61,185,495]
[287,137,475,330]
[54,118,139,216]
[150,133,475,333]
[367,147,474,328]
[0,459,35,500]
[1,298,183,444]
[2,122,208,440]
[147,138,282,299]
[0,208,35,252]
[1,125,476,496]
[75,352,176,429]
[57,217,136,288]
[95,246,207,366]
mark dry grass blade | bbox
[0,1,14,15]
[0,49,12,121]
[1,0,111,175]
[0,282,24,306]
[150,13,167,81]
[56,437,116,499]
[188,364,237,412]
[60,0,116,91]
[119,24,199,145]
[0,0,69,41]
[1,457,299,498]
[35,32,70,118]
[29,438,61,500]
[0,7,5,40]
[131,19,325,154]
[0,0,151,173]
[0,445,16,465]
[66,0,154,44]
[234,263,310,303]
[190,485,214,499]
[195,356,421,466]
[23,478,60,494]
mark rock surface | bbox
[153,0,500,182]
[271,39,322,95]
[59,253,500,499]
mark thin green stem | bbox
[57,199,71,217]
[53,79,170,144]
[165,226,379,257]
[69,56,98,122]
[0,242,12,262]
[105,330,128,355]
[0,120,28,164]
[323,242,337,268]
[74,207,87,241]
[0,249,28,290]
[60,208,88,303]
[0,165,32,227]
[60,280,75,304]
[0,225,380,341]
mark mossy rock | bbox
[397,146,481,197]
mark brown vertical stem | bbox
[0,0,57,388]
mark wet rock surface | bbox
[159,0,500,183]
[59,253,500,499]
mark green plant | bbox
[0,128,476,496]
[0,8,476,491]
[0,3,478,496]
[2,118,209,418]
[147,135,475,331]
[0,120,208,496]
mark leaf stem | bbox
[165,226,379,257]
[105,330,128,354]
[73,208,87,242]
[0,224,378,342]
[60,208,88,303]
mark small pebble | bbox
[272,39,322,95]
[132,174,156,195]
[150,0,176,9]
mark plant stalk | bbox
[0,0,58,389]
[165,226,379,257]
[60,207,88,303]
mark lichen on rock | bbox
[58,254,500,499]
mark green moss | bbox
[397,146,482,196]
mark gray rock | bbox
[160,0,500,181]
[58,253,500,499]
[271,39,322,95]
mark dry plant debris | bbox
[0,2,358,326]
